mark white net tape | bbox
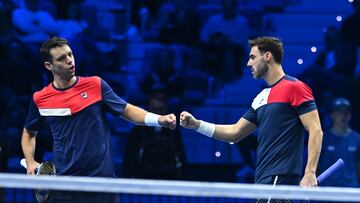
[1,173,360,202]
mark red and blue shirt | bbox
[25,76,127,177]
[242,75,317,184]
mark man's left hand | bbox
[159,114,176,129]
[300,172,317,187]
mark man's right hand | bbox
[180,111,201,130]
[26,160,41,175]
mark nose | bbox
[247,59,252,67]
[66,56,73,65]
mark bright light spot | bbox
[229,142,234,145]
[349,0,354,3]
[297,59,304,64]
[336,16,343,22]
[311,46,317,53]
[215,151,221,157]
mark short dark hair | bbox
[40,37,69,62]
[248,36,284,64]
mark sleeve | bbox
[242,107,258,126]
[101,79,127,115]
[290,81,317,116]
[24,97,43,131]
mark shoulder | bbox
[33,83,53,102]
[282,75,308,87]
[77,76,102,88]
[281,75,313,93]
[79,76,101,83]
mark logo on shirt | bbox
[80,92,88,98]
[251,88,271,110]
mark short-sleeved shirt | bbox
[25,76,127,177]
[318,129,360,187]
[242,75,317,184]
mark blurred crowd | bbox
[0,0,360,188]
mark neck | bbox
[264,64,285,86]
[331,125,351,136]
[53,76,76,89]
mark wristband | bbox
[144,113,161,127]
[196,120,215,137]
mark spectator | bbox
[299,42,358,103]
[341,0,360,47]
[140,46,184,97]
[318,98,360,187]
[314,26,341,70]
[123,91,186,179]
[200,0,249,47]
[159,0,201,46]
[12,0,58,43]
[200,0,248,81]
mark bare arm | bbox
[21,128,40,175]
[180,111,257,143]
[121,103,176,129]
[213,118,256,142]
[121,103,148,125]
[299,110,323,187]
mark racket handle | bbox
[20,158,27,169]
[317,158,344,183]
[20,158,41,170]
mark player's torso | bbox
[251,76,308,182]
[33,77,114,176]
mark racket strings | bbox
[38,162,56,175]
[35,162,55,203]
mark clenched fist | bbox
[158,114,176,129]
[179,111,200,130]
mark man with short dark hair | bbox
[21,37,177,202]
[180,36,323,189]
[318,97,360,187]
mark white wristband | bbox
[144,113,161,127]
[196,120,215,138]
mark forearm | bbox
[305,128,323,174]
[196,118,255,143]
[213,124,243,143]
[21,128,37,162]
[121,104,149,125]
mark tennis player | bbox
[180,37,323,189]
[21,37,176,202]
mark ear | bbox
[263,52,272,62]
[44,61,53,71]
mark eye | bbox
[57,56,66,61]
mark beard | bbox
[253,59,269,79]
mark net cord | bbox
[0,173,359,201]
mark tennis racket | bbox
[302,158,344,203]
[317,158,344,184]
[20,158,56,203]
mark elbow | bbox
[308,125,323,139]
[229,135,239,143]
[234,134,249,143]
